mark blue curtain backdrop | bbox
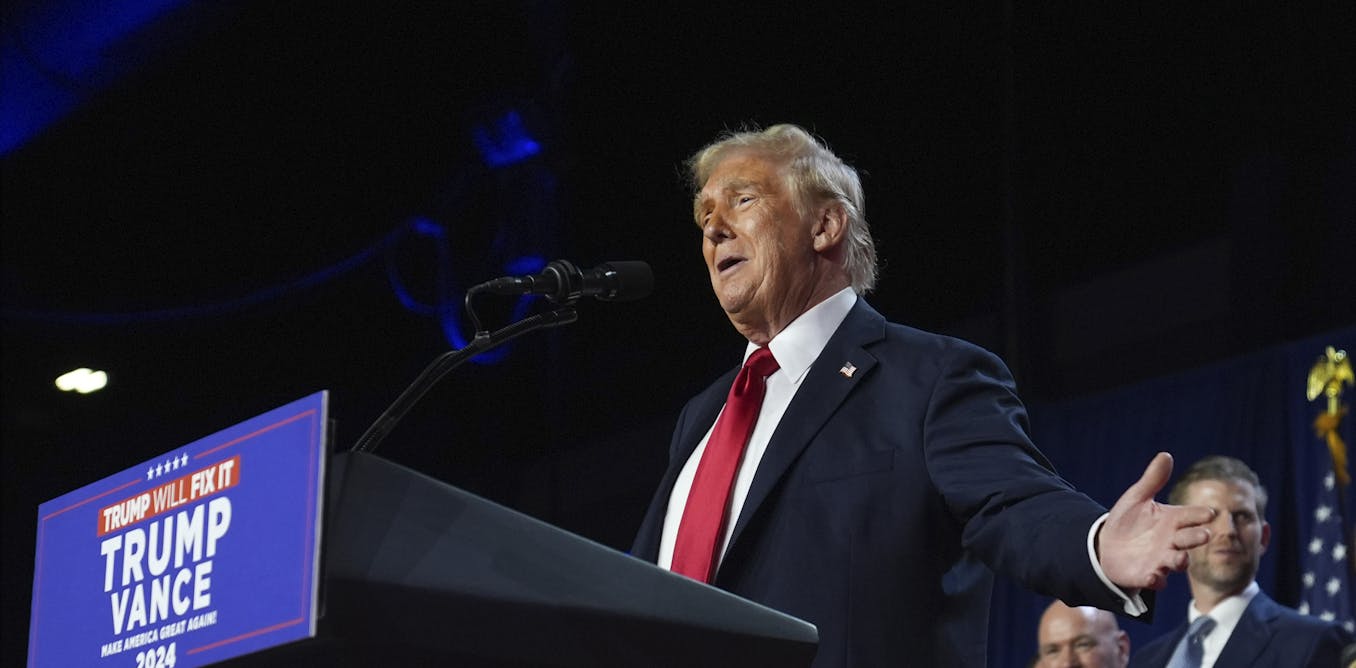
[988,325,1356,667]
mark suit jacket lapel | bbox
[720,301,885,571]
[1215,592,1279,667]
[1153,623,1190,667]
[677,369,737,464]
[631,366,736,561]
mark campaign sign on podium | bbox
[28,392,329,668]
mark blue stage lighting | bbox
[504,254,546,275]
[471,110,542,168]
[1,0,189,154]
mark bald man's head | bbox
[1035,601,1130,668]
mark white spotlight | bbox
[55,368,109,394]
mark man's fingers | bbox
[1143,571,1165,591]
[1173,526,1211,550]
[1176,504,1217,529]
[1142,555,1186,591]
[1120,452,1174,505]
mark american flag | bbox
[1299,469,1356,634]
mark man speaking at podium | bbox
[631,124,1216,666]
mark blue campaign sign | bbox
[29,392,329,668]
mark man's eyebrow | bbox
[694,178,767,218]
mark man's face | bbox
[1036,605,1128,668]
[1182,478,1270,596]
[695,150,825,340]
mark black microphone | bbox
[474,260,653,303]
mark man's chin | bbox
[1202,568,1252,592]
[716,292,753,316]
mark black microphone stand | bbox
[350,288,578,454]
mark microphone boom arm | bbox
[350,305,579,454]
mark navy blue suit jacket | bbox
[1130,591,1351,668]
[633,301,1133,666]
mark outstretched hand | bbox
[1097,452,1215,591]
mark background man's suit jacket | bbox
[634,300,1135,667]
[1130,591,1351,668]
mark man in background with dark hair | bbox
[1131,455,1350,667]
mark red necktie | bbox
[671,347,780,582]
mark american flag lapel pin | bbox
[839,362,857,378]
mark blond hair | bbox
[687,124,878,293]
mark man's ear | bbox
[812,201,848,253]
[1259,520,1271,554]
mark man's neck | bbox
[1189,580,1249,615]
[729,277,851,345]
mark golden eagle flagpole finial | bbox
[1308,346,1353,485]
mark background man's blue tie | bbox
[1168,616,1217,668]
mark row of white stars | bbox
[146,453,190,480]
[1301,571,1345,597]
[1295,601,1356,633]
[1307,533,1348,561]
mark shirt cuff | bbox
[1088,512,1148,616]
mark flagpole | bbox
[1306,346,1354,628]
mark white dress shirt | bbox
[1185,581,1260,668]
[657,288,858,571]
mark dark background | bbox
[3,2,1354,666]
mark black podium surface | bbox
[222,452,817,666]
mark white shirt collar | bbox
[1187,580,1260,626]
[744,287,858,383]
[1187,580,1260,668]
[657,287,859,572]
